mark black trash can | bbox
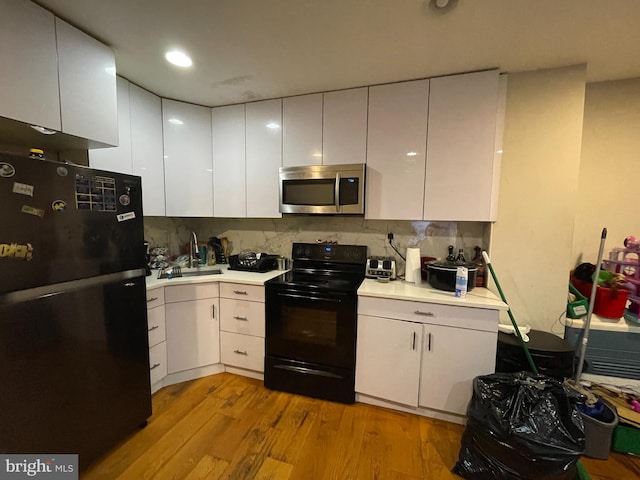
[496,329,575,380]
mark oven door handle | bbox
[277,292,342,303]
[334,172,341,212]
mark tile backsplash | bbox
[144,216,490,268]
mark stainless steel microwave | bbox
[279,163,365,215]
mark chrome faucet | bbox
[189,231,199,268]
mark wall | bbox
[572,78,640,264]
[144,216,489,275]
[490,65,587,333]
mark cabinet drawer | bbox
[149,341,167,385]
[220,298,265,337]
[147,305,166,348]
[220,282,264,302]
[146,287,165,309]
[165,283,219,303]
[220,332,264,372]
[358,296,498,332]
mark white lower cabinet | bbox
[419,324,497,415]
[164,284,220,374]
[355,315,422,406]
[146,287,166,393]
[356,296,498,416]
[219,282,265,373]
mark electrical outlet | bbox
[387,232,394,241]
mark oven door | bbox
[265,286,357,368]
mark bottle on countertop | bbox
[29,148,45,160]
[455,248,466,264]
[446,245,456,262]
[472,246,486,288]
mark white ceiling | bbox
[35,0,640,108]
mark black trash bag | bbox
[453,371,585,480]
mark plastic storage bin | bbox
[580,401,619,459]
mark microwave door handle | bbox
[334,172,341,212]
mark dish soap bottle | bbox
[472,246,486,288]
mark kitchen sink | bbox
[181,268,222,277]
[157,267,222,279]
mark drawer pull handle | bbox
[428,332,432,351]
[411,332,417,350]
[233,349,248,356]
[234,315,248,321]
[148,325,159,332]
[233,290,248,295]
[414,310,434,317]
[147,297,158,303]
[212,304,216,319]
[150,363,161,370]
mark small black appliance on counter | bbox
[228,251,279,272]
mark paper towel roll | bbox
[405,247,421,284]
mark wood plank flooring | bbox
[82,373,640,480]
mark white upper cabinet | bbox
[56,17,118,146]
[212,104,246,217]
[162,99,213,217]
[130,84,165,216]
[0,0,61,131]
[322,88,368,165]
[246,99,282,218]
[282,93,323,167]
[423,70,503,221]
[366,80,429,220]
[88,77,132,173]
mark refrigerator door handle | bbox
[0,269,146,305]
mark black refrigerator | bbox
[0,153,152,469]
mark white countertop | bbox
[564,314,640,333]
[358,278,509,311]
[145,265,287,290]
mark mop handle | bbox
[575,227,607,381]
[483,251,538,374]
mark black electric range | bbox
[264,242,367,403]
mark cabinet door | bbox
[424,70,501,221]
[56,18,118,146]
[366,80,429,220]
[419,324,497,415]
[212,104,246,217]
[165,298,220,374]
[162,99,213,217]
[245,99,282,218]
[130,84,165,216]
[0,0,61,130]
[282,94,323,166]
[322,88,368,165]
[88,76,132,173]
[355,314,422,407]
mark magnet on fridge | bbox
[52,200,66,212]
[0,163,15,177]
[119,194,130,206]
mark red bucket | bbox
[570,278,629,319]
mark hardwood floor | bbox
[83,373,640,480]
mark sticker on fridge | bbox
[117,211,136,222]
[21,205,45,218]
[0,242,34,261]
[0,162,15,178]
[52,200,67,212]
[12,182,34,196]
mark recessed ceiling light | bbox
[165,50,193,68]
[266,122,280,129]
[168,118,184,125]
[30,125,56,135]
[406,151,418,156]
